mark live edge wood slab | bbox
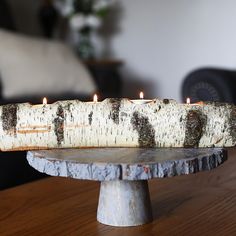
[27,147,227,227]
[0,98,236,151]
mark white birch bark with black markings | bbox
[0,98,235,151]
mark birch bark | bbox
[0,98,234,151]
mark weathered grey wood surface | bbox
[97,180,153,226]
[27,148,227,181]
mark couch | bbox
[0,29,97,189]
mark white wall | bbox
[111,0,236,101]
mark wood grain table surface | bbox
[1,148,236,236]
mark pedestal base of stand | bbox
[27,148,227,227]
[97,180,153,227]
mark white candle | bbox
[131,91,152,104]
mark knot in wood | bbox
[131,111,156,147]
[184,110,205,147]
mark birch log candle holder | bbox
[0,97,235,151]
[1,95,230,227]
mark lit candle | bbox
[93,94,98,103]
[87,94,99,104]
[186,97,190,105]
[186,97,204,106]
[140,91,144,99]
[131,91,152,104]
[43,97,47,106]
[32,97,48,108]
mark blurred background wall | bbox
[5,0,236,101]
[111,0,236,100]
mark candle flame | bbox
[93,94,98,103]
[139,91,144,99]
[186,97,190,105]
[43,97,47,105]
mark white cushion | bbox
[0,29,96,98]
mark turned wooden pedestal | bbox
[97,180,152,226]
[27,148,227,227]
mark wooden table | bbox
[1,148,236,235]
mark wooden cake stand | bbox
[27,148,227,227]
